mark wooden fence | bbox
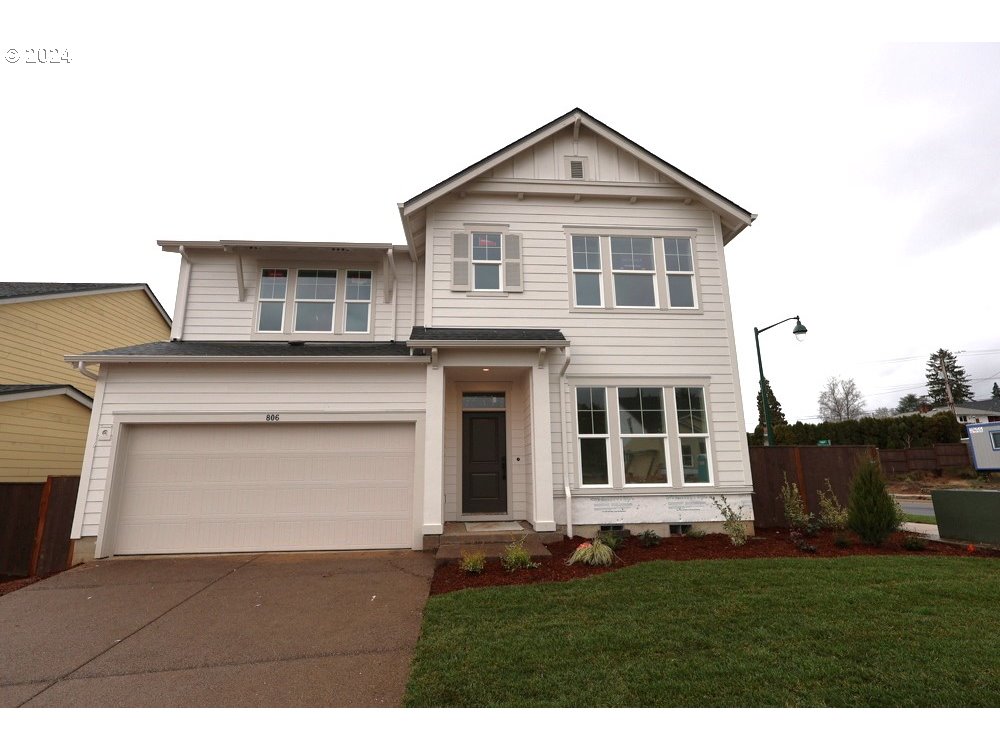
[0,476,79,578]
[750,446,877,529]
[879,444,972,476]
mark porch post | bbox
[530,360,556,532]
[422,363,445,535]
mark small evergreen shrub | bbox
[596,529,626,551]
[638,529,661,548]
[458,550,486,575]
[817,479,848,531]
[780,474,822,536]
[789,530,818,553]
[834,535,853,549]
[847,460,901,546]
[903,535,928,551]
[684,528,707,538]
[500,538,540,571]
[566,538,616,566]
[713,495,747,547]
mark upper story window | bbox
[294,270,337,332]
[664,238,696,309]
[571,235,602,307]
[451,230,523,293]
[345,270,372,333]
[472,232,503,291]
[257,269,288,332]
[611,236,656,308]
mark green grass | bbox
[405,557,1000,707]
[903,513,937,524]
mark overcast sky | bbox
[4,3,999,427]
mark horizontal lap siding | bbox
[428,192,748,489]
[0,396,91,481]
[0,291,171,397]
[78,362,427,537]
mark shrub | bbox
[458,550,486,575]
[596,529,626,551]
[713,495,747,547]
[817,479,848,531]
[566,538,617,566]
[903,535,928,551]
[834,535,853,549]
[847,459,901,546]
[789,530,818,553]
[684,528,706,538]
[781,474,822,536]
[500,538,540,572]
[638,529,661,548]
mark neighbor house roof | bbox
[0,384,93,408]
[66,340,425,364]
[962,398,1000,414]
[408,327,568,347]
[0,282,172,326]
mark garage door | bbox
[110,422,415,554]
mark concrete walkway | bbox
[0,551,434,707]
[901,522,940,540]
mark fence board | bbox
[0,477,79,578]
[0,483,45,577]
[34,476,79,576]
[750,446,876,529]
[880,444,973,475]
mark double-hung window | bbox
[257,269,288,332]
[664,238,696,308]
[294,270,337,332]
[571,235,602,307]
[345,270,372,333]
[619,387,669,484]
[472,232,503,291]
[676,387,711,484]
[576,387,611,486]
[610,236,656,307]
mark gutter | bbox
[65,355,431,365]
[558,346,573,538]
[406,340,570,349]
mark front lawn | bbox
[405,557,1000,707]
[903,513,937,525]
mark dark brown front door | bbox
[462,412,507,514]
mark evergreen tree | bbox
[925,349,974,406]
[847,460,901,546]
[895,393,927,414]
[993,382,1000,400]
[756,378,788,431]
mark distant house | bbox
[899,399,1000,425]
[0,283,171,482]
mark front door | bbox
[462,412,507,514]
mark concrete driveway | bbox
[0,551,434,707]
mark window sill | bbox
[465,291,510,298]
[569,307,703,315]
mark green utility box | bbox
[931,489,1000,545]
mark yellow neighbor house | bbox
[0,283,171,482]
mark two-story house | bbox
[67,109,756,559]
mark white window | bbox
[294,270,337,332]
[345,270,372,333]
[472,232,503,291]
[571,235,602,307]
[664,238,696,308]
[618,387,669,485]
[610,236,656,307]
[991,431,1000,450]
[576,387,611,486]
[676,387,712,484]
[257,269,288,332]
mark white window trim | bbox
[675,386,713,486]
[471,231,504,292]
[256,268,288,333]
[618,386,671,488]
[571,235,603,308]
[610,236,658,309]
[575,386,613,488]
[292,269,337,334]
[664,237,699,310]
[344,269,373,334]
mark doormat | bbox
[464,522,523,532]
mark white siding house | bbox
[68,109,756,557]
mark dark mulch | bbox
[430,528,998,595]
[0,575,42,597]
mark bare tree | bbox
[817,377,866,422]
[870,406,893,419]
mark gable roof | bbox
[0,282,172,326]
[399,107,755,247]
[65,340,424,363]
[0,384,93,409]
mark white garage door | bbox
[110,422,415,554]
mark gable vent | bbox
[569,160,584,179]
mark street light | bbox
[754,315,808,446]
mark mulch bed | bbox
[430,529,1000,595]
[0,575,43,598]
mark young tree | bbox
[756,378,788,432]
[847,459,901,546]
[925,349,973,406]
[817,377,866,422]
[993,382,1000,400]
[896,393,928,414]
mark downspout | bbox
[76,361,100,381]
[558,346,573,538]
[410,254,418,334]
[388,248,398,340]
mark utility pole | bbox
[939,351,956,416]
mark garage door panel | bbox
[112,423,415,554]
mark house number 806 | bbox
[265,413,280,422]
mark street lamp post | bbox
[754,315,808,446]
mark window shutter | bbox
[504,234,523,292]
[452,232,470,291]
